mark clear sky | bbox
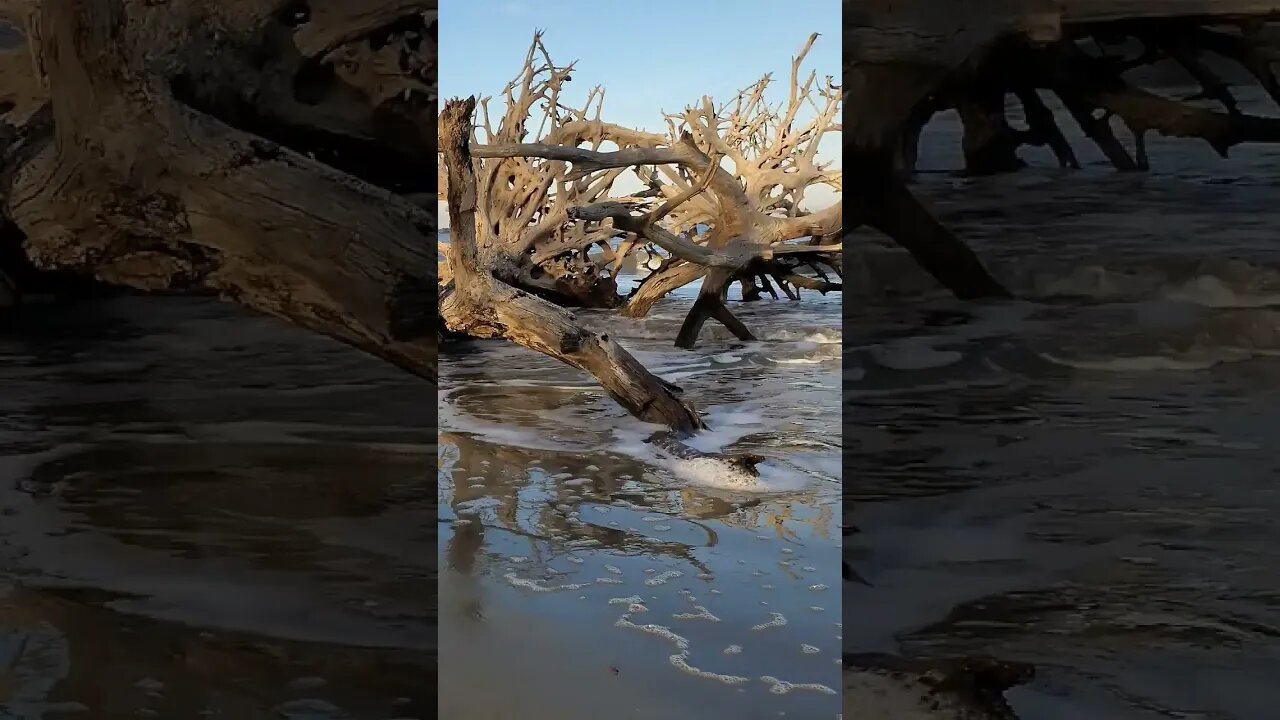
[438,0,841,225]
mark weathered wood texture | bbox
[848,0,1280,301]
[440,33,840,350]
[438,97,703,433]
[847,3,1280,717]
[0,0,437,381]
[436,33,841,437]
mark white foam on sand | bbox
[869,340,964,371]
[645,570,684,587]
[771,357,829,365]
[615,615,690,650]
[751,612,788,631]
[610,409,811,494]
[1032,262,1280,308]
[1162,275,1280,308]
[1039,350,1252,372]
[614,609,750,687]
[760,675,838,695]
[670,652,751,685]
[759,329,842,344]
[504,573,593,593]
[672,605,721,622]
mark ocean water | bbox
[0,298,433,719]
[440,276,842,718]
[848,89,1280,718]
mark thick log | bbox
[0,0,438,379]
[851,149,1012,300]
[621,261,706,318]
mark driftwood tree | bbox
[850,1,1280,302]
[439,34,841,436]
[439,33,842,351]
[848,4,1280,719]
[440,97,702,433]
[0,0,438,379]
[905,19,1280,177]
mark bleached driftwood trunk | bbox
[851,1,1280,301]
[440,34,841,350]
[849,4,1280,719]
[0,0,438,379]
[437,35,839,436]
[472,130,843,349]
[439,97,703,433]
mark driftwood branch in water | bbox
[0,0,439,380]
[438,97,703,433]
[438,32,841,349]
[850,3,1280,302]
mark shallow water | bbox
[848,90,1280,719]
[0,298,433,719]
[439,279,842,718]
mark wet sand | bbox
[440,282,842,719]
[1,298,433,718]
[848,89,1280,719]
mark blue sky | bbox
[441,0,839,133]
[438,0,841,224]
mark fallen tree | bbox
[439,33,841,352]
[439,96,703,433]
[0,0,438,379]
[438,33,841,434]
[851,3,1280,302]
[908,22,1280,178]
[848,4,1280,718]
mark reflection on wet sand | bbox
[848,98,1280,718]
[1,297,433,718]
[1,586,430,719]
[439,424,841,719]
